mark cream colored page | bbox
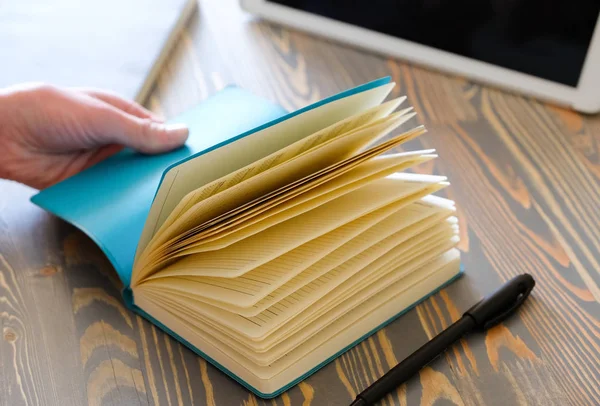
[265,249,460,368]
[158,121,418,253]
[142,241,455,367]
[136,127,428,278]
[201,232,459,365]
[236,223,460,341]
[251,227,459,345]
[160,144,424,255]
[160,124,426,254]
[143,177,434,283]
[139,174,443,285]
[135,83,395,261]
[258,233,460,348]
[142,195,452,320]
[261,251,460,381]
[152,177,435,278]
[180,196,455,315]
[169,132,427,247]
[140,217,458,342]
[246,209,454,317]
[261,251,461,376]
[142,178,445,284]
[138,241,459,361]
[167,153,435,256]
[140,198,449,308]
[133,251,461,390]
[151,175,447,279]
[251,234,459,351]
[156,98,407,237]
[146,110,417,252]
[141,154,433,278]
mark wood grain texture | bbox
[1,0,599,404]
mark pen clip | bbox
[482,278,535,330]
[465,274,536,331]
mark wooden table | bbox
[2,1,600,405]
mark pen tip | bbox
[349,398,368,406]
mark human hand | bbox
[0,84,189,189]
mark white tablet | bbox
[241,0,600,113]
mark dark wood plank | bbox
[1,0,599,405]
[0,182,87,405]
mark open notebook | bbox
[31,78,462,398]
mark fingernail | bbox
[164,123,189,141]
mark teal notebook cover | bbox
[31,77,463,398]
[30,85,287,286]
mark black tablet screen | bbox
[267,0,599,87]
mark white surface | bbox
[241,0,600,113]
[0,0,197,102]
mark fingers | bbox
[115,118,190,154]
[75,88,164,122]
[87,102,189,154]
[12,85,189,155]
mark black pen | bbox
[350,273,536,406]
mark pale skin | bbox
[0,83,190,189]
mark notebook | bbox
[0,0,197,102]
[31,77,463,398]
